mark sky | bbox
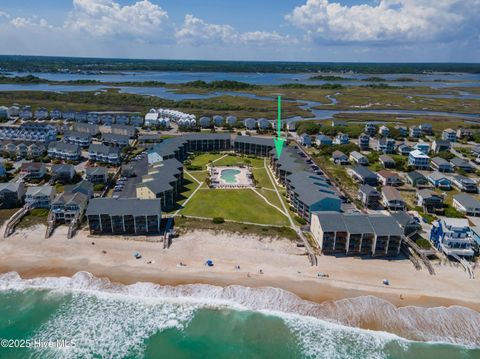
[0,0,479,62]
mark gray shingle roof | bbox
[86,198,162,216]
[453,193,480,208]
[233,136,274,146]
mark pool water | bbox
[220,169,241,184]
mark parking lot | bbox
[115,153,148,198]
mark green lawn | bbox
[189,153,224,169]
[257,188,284,209]
[186,170,208,184]
[252,167,274,189]
[181,189,289,225]
[213,154,264,168]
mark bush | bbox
[444,206,465,218]
[186,165,202,171]
[416,238,432,249]
[212,217,225,224]
[94,183,105,191]
[294,215,307,225]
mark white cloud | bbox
[66,0,169,37]
[10,17,51,29]
[176,14,296,46]
[286,0,480,44]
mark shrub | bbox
[94,183,105,191]
[212,217,225,224]
[416,238,432,249]
[294,215,307,225]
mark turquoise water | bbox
[0,272,479,359]
[220,169,240,184]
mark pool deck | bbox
[210,166,254,188]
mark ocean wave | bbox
[0,271,479,355]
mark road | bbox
[117,154,148,198]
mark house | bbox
[7,105,20,118]
[358,184,381,208]
[419,123,433,135]
[456,128,473,140]
[431,157,453,172]
[0,182,25,208]
[226,116,237,126]
[450,157,474,172]
[19,106,33,120]
[409,126,421,138]
[20,162,46,179]
[86,167,108,183]
[427,171,452,190]
[381,187,405,211]
[406,171,428,187]
[430,218,475,257]
[88,144,121,164]
[50,108,63,120]
[315,134,332,146]
[377,137,395,154]
[110,124,137,138]
[331,120,347,127]
[34,107,49,120]
[199,117,212,128]
[350,166,378,186]
[377,170,401,186]
[379,155,395,168]
[0,123,57,143]
[51,164,75,182]
[86,198,162,235]
[452,175,477,193]
[62,181,93,199]
[0,106,7,120]
[130,114,144,127]
[453,194,480,216]
[48,142,81,161]
[51,192,89,223]
[408,149,430,170]
[442,128,456,142]
[364,123,377,136]
[378,125,390,137]
[417,189,444,213]
[432,139,451,153]
[0,163,6,178]
[391,211,421,235]
[25,185,56,208]
[332,150,349,165]
[333,133,349,145]
[299,133,312,147]
[310,212,403,256]
[102,133,130,147]
[395,125,407,137]
[115,114,129,125]
[74,111,88,122]
[243,118,257,130]
[414,142,430,155]
[87,112,99,124]
[64,131,92,148]
[74,123,99,136]
[358,133,370,150]
[63,110,76,121]
[349,151,369,165]
[233,136,274,156]
[257,118,271,130]
[397,144,412,155]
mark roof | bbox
[52,163,75,173]
[407,171,426,181]
[0,182,22,192]
[409,149,429,159]
[137,179,173,194]
[332,150,347,159]
[184,133,231,141]
[359,184,379,196]
[453,193,480,208]
[286,171,339,207]
[434,139,451,146]
[418,189,443,200]
[379,155,395,163]
[316,134,332,142]
[428,171,451,182]
[382,186,403,201]
[86,198,162,216]
[86,167,107,176]
[52,192,89,206]
[26,185,54,197]
[453,175,476,184]
[88,144,120,155]
[20,162,44,171]
[349,151,366,160]
[313,212,402,236]
[431,157,451,166]
[64,180,94,197]
[391,211,418,227]
[102,133,130,142]
[377,170,398,179]
[64,131,91,140]
[352,165,377,179]
[48,141,80,152]
[233,135,273,147]
[450,157,472,167]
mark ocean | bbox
[0,272,478,359]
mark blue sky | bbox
[0,0,479,62]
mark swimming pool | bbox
[220,169,241,184]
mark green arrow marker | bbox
[273,96,285,159]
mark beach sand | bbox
[0,224,479,312]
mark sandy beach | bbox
[0,224,479,312]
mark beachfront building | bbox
[86,198,162,235]
[358,133,370,150]
[49,108,62,120]
[64,180,94,198]
[48,142,81,161]
[430,218,475,257]
[349,151,369,166]
[233,136,274,156]
[243,118,257,130]
[64,131,92,148]
[417,189,444,213]
[0,182,25,208]
[51,191,89,223]
[349,166,378,186]
[453,193,480,216]
[427,172,452,190]
[86,167,108,183]
[391,211,421,236]
[408,149,430,170]
[7,105,20,118]
[310,212,403,256]
[431,157,453,172]
[358,184,381,209]
[442,128,457,142]
[381,187,405,211]
[25,185,56,209]
[88,144,121,164]
[184,133,231,152]
[432,140,451,154]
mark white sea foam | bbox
[0,271,478,359]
